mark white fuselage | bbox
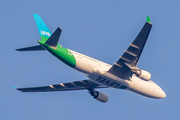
[69,49,166,99]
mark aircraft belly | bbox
[73,54,100,74]
[128,75,158,98]
[86,68,129,89]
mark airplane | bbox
[14,13,166,103]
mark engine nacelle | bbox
[134,69,151,81]
[89,90,109,103]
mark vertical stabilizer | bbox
[33,13,52,42]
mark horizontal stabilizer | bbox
[16,45,45,51]
[45,27,62,47]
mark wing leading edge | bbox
[16,80,107,92]
[108,16,152,79]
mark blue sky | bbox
[1,0,180,119]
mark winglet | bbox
[146,16,151,24]
[12,85,17,89]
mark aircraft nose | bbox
[159,90,166,98]
[156,89,166,99]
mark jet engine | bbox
[133,69,151,80]
[88,90,109,103]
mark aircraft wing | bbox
[15,80,107,92]
[108,16,152,79]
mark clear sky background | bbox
[1,0,180,120]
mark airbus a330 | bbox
[14,14,166,103]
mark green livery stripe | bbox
[39,41,76,68]
[40,36,49,42]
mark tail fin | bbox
[16,14,62,51]
[16,13,52,51]
[33,13,52,42]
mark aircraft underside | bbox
[14,13,166,103]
